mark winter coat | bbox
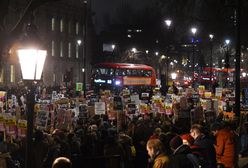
[215,128,237,168]
[194,134,217,168]
[152,153,169,168]
[167,145,194,168]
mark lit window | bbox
[68,42,71,58]
[10,65,15,83]
[51,40,55,56]
[51,18,55,31]
[76,44,79,58]
[76,22,79,34]
[60,41,63,57]
[60,19,64,32]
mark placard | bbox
[95,102,106,115]
[215,87,223,98]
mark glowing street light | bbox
[171,72,177,80]
[165,19,172,28]
[112,44,116,50]
[131,48,137,53]
[77,39,82,46]
[17,23,47,168]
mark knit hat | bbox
[181,134,194,145]
[169,135,183,150]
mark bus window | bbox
[109,68,114,75]
[115,69,126,76]
[144,70,152,77]
[131,69,138,76]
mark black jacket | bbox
[167,145,194,168]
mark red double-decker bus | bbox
[91,63,156,92]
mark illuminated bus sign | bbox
[123,77,151,85]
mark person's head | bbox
[52,157,72,168]
[210,122,223,136]
[181,134,194,146]
[153,128,162,136]
[169,135,183,152]
[190,124,203,139]
[146,139,165,160]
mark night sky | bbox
[91,0,151,33]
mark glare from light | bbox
[191,27,197,35]
[18,49,47,80]
[145,50,149,54]
[155,52,159,56]
[131,48,137,53]
[171,72,177,80]
[225,39,230,45]
[209,34,214,40]
[77,40,82,45]
[242,72,247,77]
[165,19,172,28]
[112,44,116,50]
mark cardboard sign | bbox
[36,110,48,129]
[204,92,212,98]
[76,83,83,91]
[215,88,223,98]
[130,94,140,104]
[17,119,27,137]
[94,102,106,115]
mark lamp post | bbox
[164,19,172,88]
[77,39,82,83]
[17,46,47,168]
[209,34,214,88]
[191,27,197,87]
[83,0,88,98]
[225,39,230,87]
[112,44,116,62]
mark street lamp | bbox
[77,39,82,46]
[171,72,177,80]
[165,19,172,29]
[77,39,82,83]
[131,48,137,53]
[191,27,197,87]
[17,40,47,168]
[209,34,214,88]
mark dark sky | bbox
[91,0,151,33]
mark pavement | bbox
[239,157,248,168]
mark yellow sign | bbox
[204,92,212,98]
[18,120,27,128]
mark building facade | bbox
[0,0,95,87]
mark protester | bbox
[211,122,237,168]
[146,139,169,168]
[190,124,217,168]
[149,128,162,140]
[167,135,195,168]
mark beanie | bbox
[170,135,183,150]
[181,134,194,145]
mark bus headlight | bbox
[115,80,121,86]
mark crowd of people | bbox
[0,84,248,168]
